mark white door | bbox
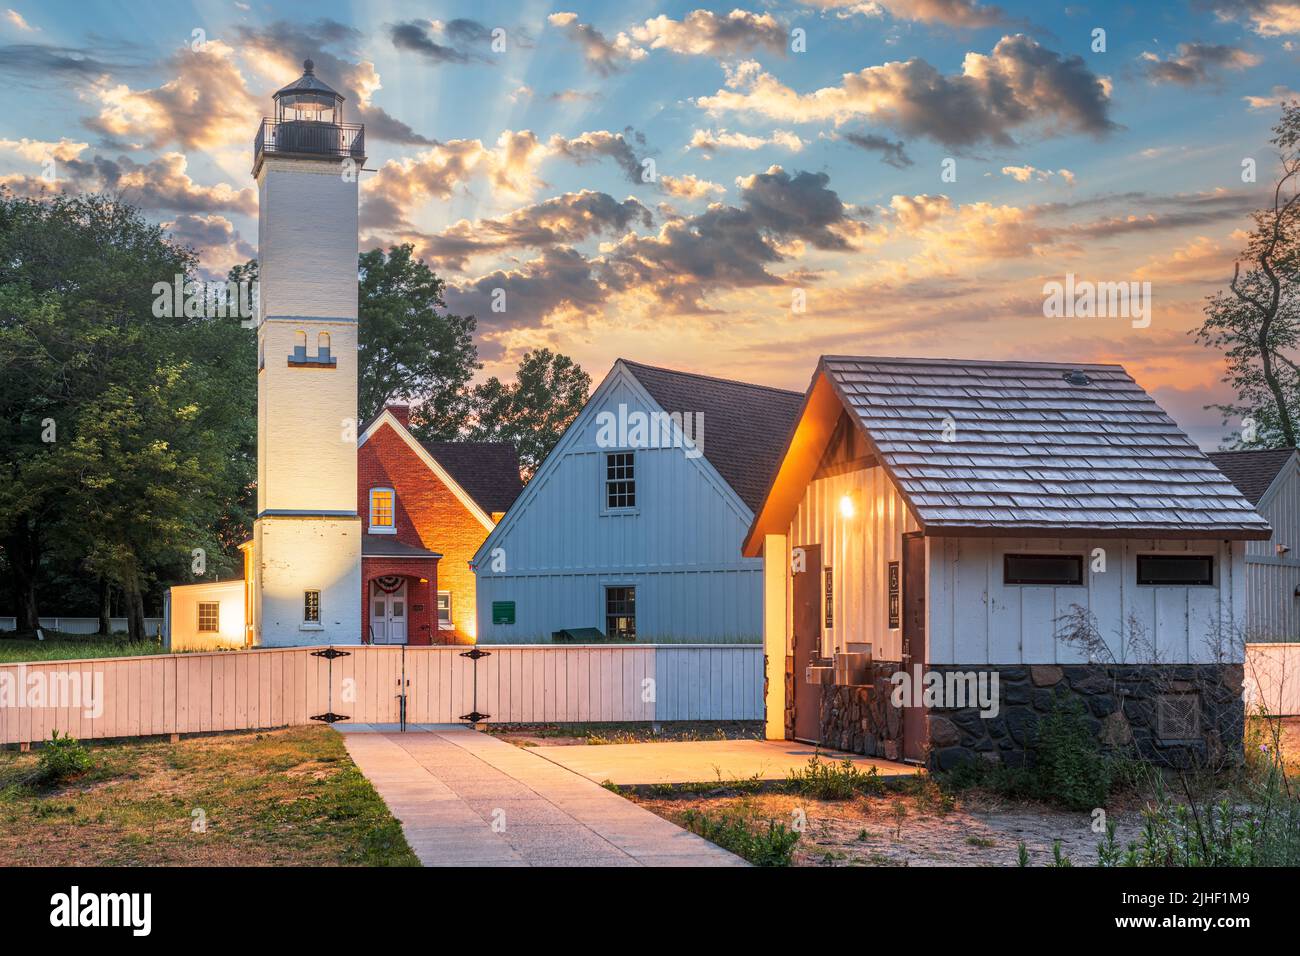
[370,580,408,645]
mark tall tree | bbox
[1196,102,1300,448]
[0,192,253,638]
[466,349,591,478]
[357,245,478,437]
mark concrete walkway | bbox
[527,738,920,787]
[338,724,745,867]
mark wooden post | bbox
[18,741,30,752]
[169,733,180,743]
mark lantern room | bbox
[252,59,365,176]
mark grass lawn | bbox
[0,632,170,663]
[0,726,418,866]
[487,720,764,747]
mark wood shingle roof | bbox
[819,355,1271,538]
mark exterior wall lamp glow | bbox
[839,493,856,519]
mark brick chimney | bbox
[386,403,411,428]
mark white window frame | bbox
[369,487,397,534]
[437,590,453,630]
[601,450,638,515]
[197,602,220,633]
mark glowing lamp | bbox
[839,493,856,519]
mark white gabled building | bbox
[1208,448,1300,641]
[472,360,802,644]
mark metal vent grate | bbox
[1157,693,1201,741]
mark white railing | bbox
[0,644,764,746]
[0,617,163,637]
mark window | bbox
[1137,554,1214,586]
[304,589,321,624]
[292,329,307,362]
[317,331,331,362]
[437,591,452,629]
[1004,553,1084,586]
[369,488,395,532]
[197,602,219,633]
[605,452,636,510]
[605,586,636,640]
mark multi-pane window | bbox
[437,591,452,629]
[304,590,321,624]
[1137,555,1214,586]
[1003,554,1084,586]
[605,586,636,640]
[369,488,395,531]
[605,452,636,510]
[197,602,219,633]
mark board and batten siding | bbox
[1243,460,1300,641]
[927,537,1247,666]
[787,463,921,662]
[475,370,763,643]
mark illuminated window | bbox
[437,591,452,629]
[197,602,219,633]
[605,452,636,510]
[304,590,320,624]
[605,586,636,640]
[369,488,395,532]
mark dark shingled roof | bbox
[621,359,804,513]
[421,441,524,515]
[818,356,1271,537]
[1206,448,1297,505]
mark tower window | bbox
[197,602,220,633]
[369,488,395,533]
[317,331,331,362]
[304,590,321,624]
[288,328,337,367]
[604,452,636,510]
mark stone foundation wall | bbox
[926,663,1245,772]
[818,661,904,761]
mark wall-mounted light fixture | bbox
[839,493,856,519]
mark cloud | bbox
[0,151,256,215]
[547,128,648,183]
[163,213,256,278]
[446,245,611,329]
[841,132,913,168]
[362,131,550,230]
[547,12,644,75]
[660,174,727,199]
[1000,164,1075,184]
[82,40,258,151]
[5,9,36,31]
[0,136,88,163]
[415,190,654,271]
[688,128,806,153]
[1140,43,1260,85]
[1243,84,1300,109]
[698,35,1116,149]
[803,0,1012,27]
[390,20,474,63]
[1206,0,1300,36]
[0,42,132,81]
[628,9,788,57]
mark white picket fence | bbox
[0,643,764,746]
[0,617,164,637]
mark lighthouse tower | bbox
[251,60,366,645]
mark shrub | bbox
[680,808,799,866]
[1031,699,1111,810]
[786,754,882,800]
[36,731,93,784]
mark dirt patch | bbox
[632,788,1142,867]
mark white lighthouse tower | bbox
[251,60,365,645]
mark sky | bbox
[1,0,1297,448]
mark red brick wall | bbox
[360,556,436,645]
[358,421,492,643]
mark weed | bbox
[36,731,92,785]
[680,807,799,866]
[786,754,882,800]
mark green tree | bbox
[0,192,254,638]
[1196,102,1300,448]
[466,349,591,477]
[357,245,478,437]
